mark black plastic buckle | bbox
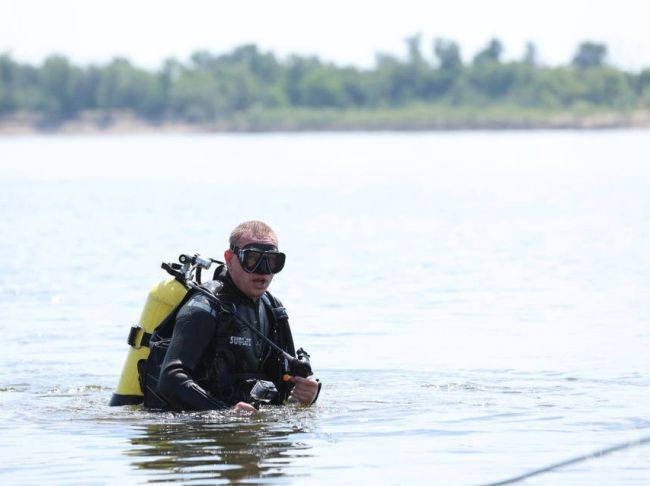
[127,325,141,347]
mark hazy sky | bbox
[2,0,649,71]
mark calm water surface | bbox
[1,131,649,485]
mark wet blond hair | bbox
[229,220,278,248]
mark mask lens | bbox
[242,250,263,271]
[266,252,286,273]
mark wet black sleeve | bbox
[157,302,229,411]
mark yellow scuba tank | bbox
[109,278,187,406]
[109,253,222,406]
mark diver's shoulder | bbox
[179,291,220,319]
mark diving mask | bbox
[232,243,286,274]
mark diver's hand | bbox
[289,375,319,405]
[233,401,258,415]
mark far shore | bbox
[2,110,650,135]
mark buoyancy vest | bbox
[139,278,295,409]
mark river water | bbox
[1,131,649,485]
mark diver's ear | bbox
[224,249,234,267]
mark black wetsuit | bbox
[157,274,295,411]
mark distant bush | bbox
[0,38,648,126]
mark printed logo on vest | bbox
[230,335,252,347]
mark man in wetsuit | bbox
[157,220,320,414]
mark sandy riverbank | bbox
[2,109,650,135]
[0,113,204,135]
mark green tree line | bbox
[1,36,650,125]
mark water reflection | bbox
[127,413,312,483]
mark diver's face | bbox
[225,233,278,300]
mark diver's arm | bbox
[157,303,229,411]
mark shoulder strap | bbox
[261,292,289,322]
[261,291,295,356]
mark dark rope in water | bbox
[481,434,650,486]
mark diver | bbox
[154,220,320,414]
